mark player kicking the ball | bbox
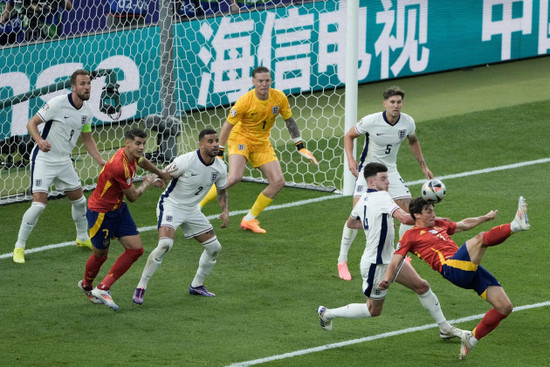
[379,196,531,359]
[317,163,465,341]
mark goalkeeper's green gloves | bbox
[294,139,319,166]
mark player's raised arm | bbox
[285,117,318,166]
[122,173,156,202]
[343,126,360,177]
[138,157,172,181]
[455,210,498,233]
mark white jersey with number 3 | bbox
[355,111,416,173]
[351,189,400,264]
[160,150,227,208]
[34,94,93,163]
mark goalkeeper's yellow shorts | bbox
[228,136,278,168]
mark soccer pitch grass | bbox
[2,57,550,366]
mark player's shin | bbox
[191,237,221,287]
[137,237,174,289]
[99,247,144,290]
[328,303,371,319]
[16,202,46,248]
[338,224,358,263]
[418,288,452,331]
[71,196,89,241]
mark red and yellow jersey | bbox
[227,88,292,146]
[88,148,137,213]
[395,220,459,273]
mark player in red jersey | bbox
[78,128,171,310]
[379,196,531,360]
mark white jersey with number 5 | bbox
[160,150,227,208]
[355,111,416,173]
[33,94,93,163]
[351,189,400,265]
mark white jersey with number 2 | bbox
[160,150,227,208]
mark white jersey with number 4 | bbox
[33,94,93,163]
[355,111,416,173]
[160,150,227,208]
[351,189,400,265]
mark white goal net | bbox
[0,0,352,205]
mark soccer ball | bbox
[421,179,446,203]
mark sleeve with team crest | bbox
[165,155,187,179]
[36,96,60,122]
[227,95,247,125]
[354,113,374,135]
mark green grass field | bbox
[1,57,550,366]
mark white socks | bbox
[71,196,89,241]
[326,303,371,320]
[338,224,358,264]
[16,201,46,249]
[191,236,222,287]
[137,237,174,289]
[418,288,451,331]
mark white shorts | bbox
[354,169,411,200]
[31,158,81,194]
[360,263,388,300]
[157,202,213,239]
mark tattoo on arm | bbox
[285,117,301,139]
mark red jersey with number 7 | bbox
[88,148,137,213]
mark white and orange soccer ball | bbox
[421,179,447,203]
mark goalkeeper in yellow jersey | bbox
[199,66,318,233]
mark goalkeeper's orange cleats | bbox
[240,218,267,234]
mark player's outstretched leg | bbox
[511,196,530,232]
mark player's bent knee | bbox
[71,196,86,210]
[202,236,222,257]
[158,237,174,254]
[412,279,430,295]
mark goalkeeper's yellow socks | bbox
[243,192,273,220]
[199,185,218,208]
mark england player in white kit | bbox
[337,86,434,280]
[133,129,229,302]
[12,69,105,264]
[317,163,464,341]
